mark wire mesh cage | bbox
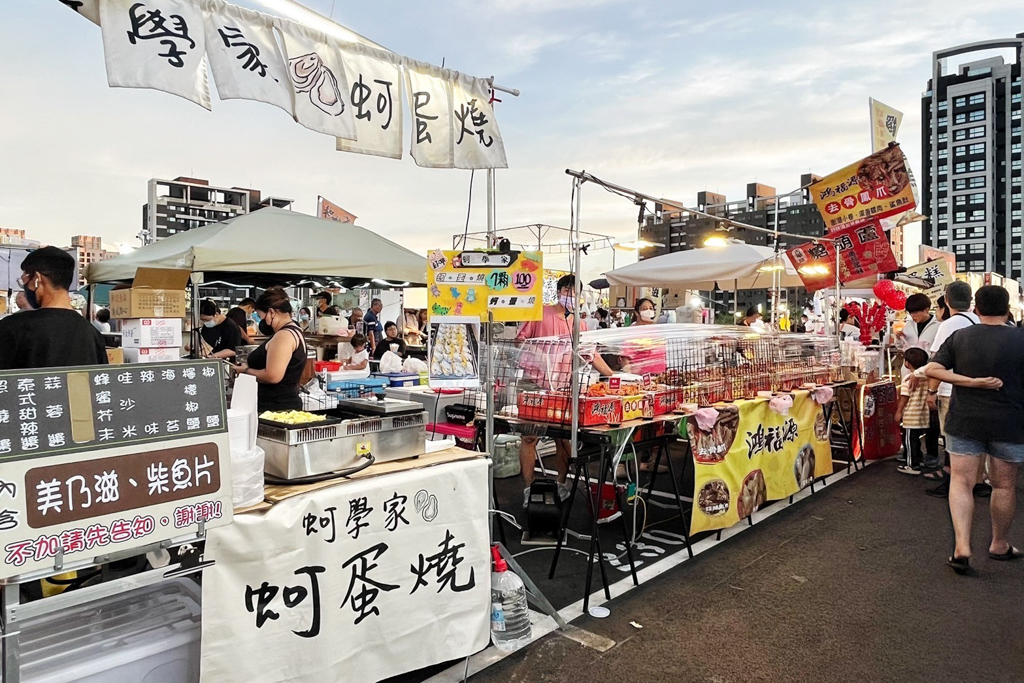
[466,324,841,428]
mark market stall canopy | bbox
[86,208,426,287]
[603,243,804,291]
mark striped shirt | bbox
[900,376,930,429]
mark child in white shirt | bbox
[342,334,369,371]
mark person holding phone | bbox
[230,288,307,413]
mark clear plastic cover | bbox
[472,323,841,426]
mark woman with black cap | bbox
[232,288,307,413]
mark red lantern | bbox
[873,279,895,301]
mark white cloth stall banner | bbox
[99,0,212,109]
[59,0,100,24]
[451,72,508,170]
[405,61,455,169]
[201,0,292,115]
[275,19,357,141]
[335,45,404,160]
[200,458,491,683]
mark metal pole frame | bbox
[570,176,583,472]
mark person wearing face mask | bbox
[297,307,312,331]
[633,298,658,326]
[198,299,243,360]
[231,288,307,413]
[0,247,107,370]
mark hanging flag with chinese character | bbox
[99,0,211,109]
[318,196,357,223]
[202,1,292,115]
[406,62,454,169]
[451,73,508,170]
[59,0,99,24]
[274,19,357,140]
[869,98,903,153]
[810,144,916,233]
[787,220,898,292]
[335,45,403,159]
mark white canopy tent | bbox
[603,242,804,291]
[86,207,426,286]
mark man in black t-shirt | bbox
[198,300,243,359]
[924,285,1024,574]
[0,247,107,370]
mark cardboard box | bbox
[121,318,183,348]
[105,348,124,365]
[109,268,190,319]
[123,347,182,364]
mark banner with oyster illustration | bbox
[686,391,832,534]
[810,143,916,233]
[60,0,509,169]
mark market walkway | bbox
[471,462,1024,683]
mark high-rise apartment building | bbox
[922,35,1024,283]
[68,235,118,286]
[0,228,39,247]
[140,177,294,245]
[637,176,825,314]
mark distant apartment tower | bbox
[638,176,825,313]
[140,177,294,245]
[0,228,40,247]
[69,235,118,286]
[922,35,1024,283]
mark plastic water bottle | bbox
[490,546,531,652]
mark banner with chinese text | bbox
[201,458,490,683]
[427,249,543,322]
[810,145,915,232]
[685,392,832,534]
[787,220,899,292]
[896,258,955,304]
[869,98,903,153]
[0,362,232,579]
[854,381,901,461]
[61,0,508,169]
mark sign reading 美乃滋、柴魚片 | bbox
[427,249,543,322]
[810,144,916,233]
[67,0,509,169]
[684,392,832,535]
[0,361,232,579]
[200,458,491,683]
[786,219,899,292]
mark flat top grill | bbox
[257,410,427,445]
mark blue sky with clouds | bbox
[0,0,1017,267]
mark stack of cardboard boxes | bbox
[109,269,189,364]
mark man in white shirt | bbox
[917,281,979,495]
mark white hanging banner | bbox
[405,62,454,169]
[335,45,404,160]
[201,0,292,116]
[59,0,100,24]
[98,0,212,110]
[200,458,491,683]
[275,19,358,141]
[452,73,508,170]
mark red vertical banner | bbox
[858,382,901,461]
[787,219,898,291]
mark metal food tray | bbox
[258,415,342,432]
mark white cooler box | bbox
[20,578,201,683]
[384,386,466,421]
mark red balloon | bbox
[873,279,895,300]
[888,290,907,310]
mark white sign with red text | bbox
[201,458,490,683]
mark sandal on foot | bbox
[989,546,1024,561]
[922,471,946,481]
[947,556,975,576]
